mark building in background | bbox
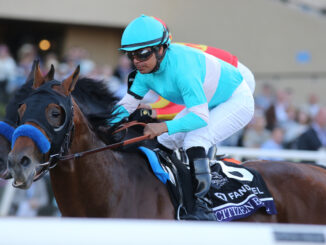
[0,0,325,103]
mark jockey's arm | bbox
[108,93,142,125]
[165,76,209,135]
[108,72,150,125]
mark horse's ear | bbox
[33,60,45,89]
[44,64,55,82]
[62,65,80,95]
[26,60,38,84]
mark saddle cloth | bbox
[138,147,277,221]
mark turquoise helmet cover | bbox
[121,14,170,51]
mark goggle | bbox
[126,48,155,62]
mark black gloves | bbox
[129,108,153,123]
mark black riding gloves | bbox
[129,108,153,123]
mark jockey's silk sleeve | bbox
[109,73,149,125]
[166,111,207,134]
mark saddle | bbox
[139,146,277,221]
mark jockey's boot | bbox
[207,145,217,161]
[182,155,216,221]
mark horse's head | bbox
[8,63,79,189]
[0,60,48,178]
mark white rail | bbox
[218,147,326,166]
[0,218,325,244]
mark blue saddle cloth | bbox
[138,146,170,184]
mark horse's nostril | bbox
[21,156,31,167]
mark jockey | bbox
[134,18,255,121]
[145,42,256,120]
[109,14,255,220]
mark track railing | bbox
[1,147,326,216]
[218,146,326,166]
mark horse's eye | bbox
[52,111,60,118]
[46,105,65,128]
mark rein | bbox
[34,121,149,181]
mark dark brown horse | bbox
[7,65,326,223]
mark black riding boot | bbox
[181,146,216,221]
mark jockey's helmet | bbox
[120,14,170,51]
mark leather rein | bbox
[33,121,150,181]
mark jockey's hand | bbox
[138,103,152,109]
[129,108,153,123]
[144,122,168,139]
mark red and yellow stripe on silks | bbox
[176,42,208,52]
[156,103,185,120]
[150,96,170,109]
[176,42,238,68]
[151,16,173,42]
[150,97,183,120]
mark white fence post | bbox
[0,180,16,216]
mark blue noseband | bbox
[12,124,51,154]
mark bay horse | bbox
[0,60,118,178]
[7,65,326,223]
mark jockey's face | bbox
[129,46,163,74]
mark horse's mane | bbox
[71,77,125,144]
[72,77,119,116]
[76,79,159,149]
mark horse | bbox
[0,60,120,178]
[7,64,173,218]
[7,65,326,223]
[0,61,42,177]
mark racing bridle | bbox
[12,80,149,184]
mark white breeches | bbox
[158,81,255,153]
[238,62,255,94]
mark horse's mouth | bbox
[12,179,26,188]
[12,170,36,189]
[12,178,33,189]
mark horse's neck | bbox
[50,108,122,215]
[50,107,174,218]
[61,106,113,172]
[72,110,105,152]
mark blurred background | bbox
[0,0,325,217]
